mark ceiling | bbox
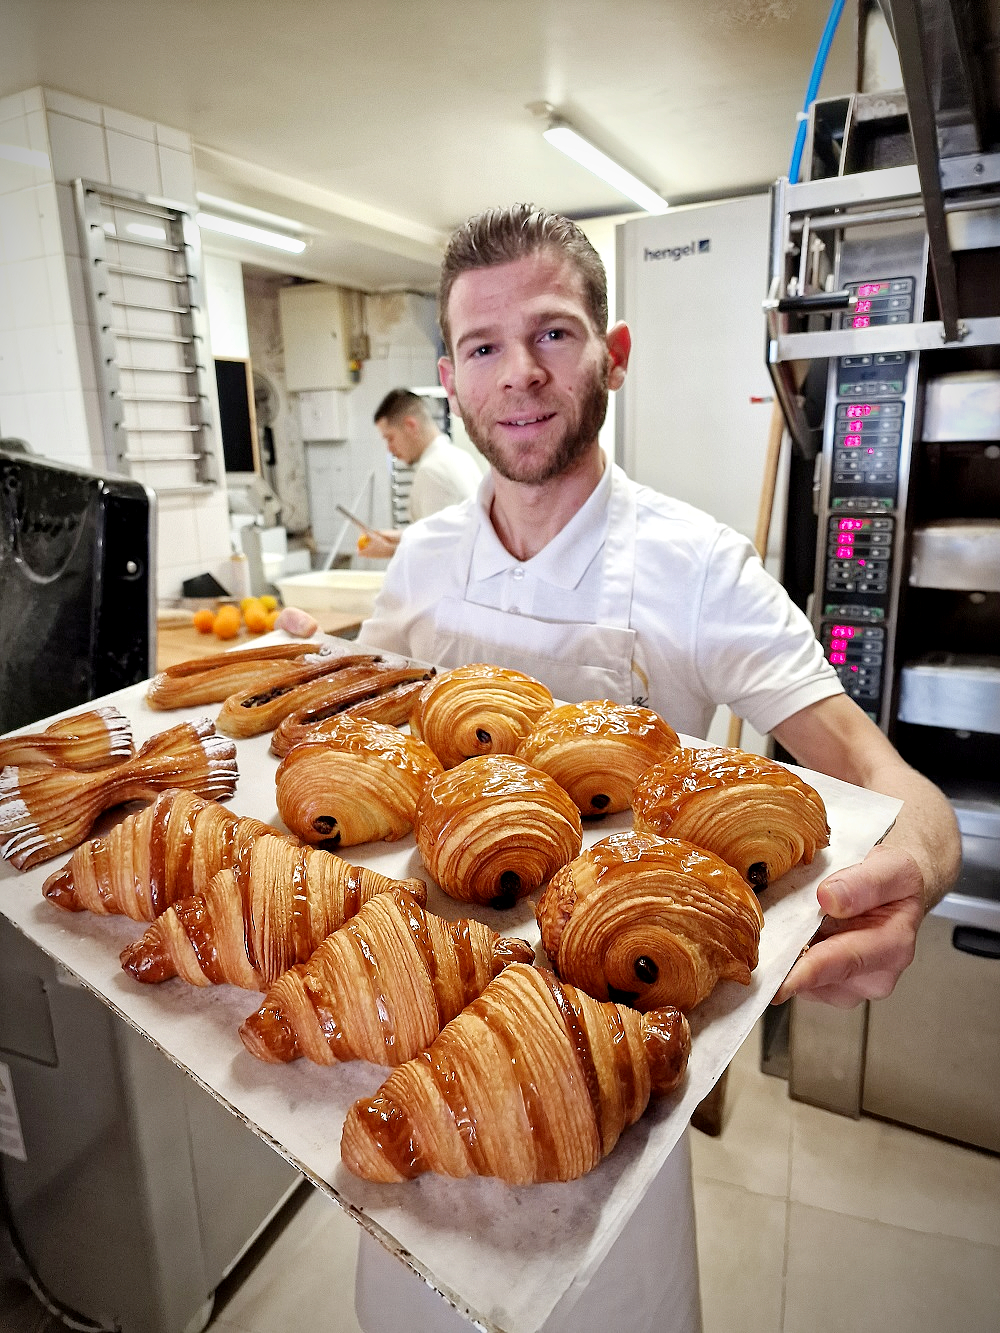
[2,0,860,290]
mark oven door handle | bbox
[952,925,1000,960]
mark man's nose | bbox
[500,342,546,389]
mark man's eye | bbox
[541,328,567,342]
[470,344,493,358]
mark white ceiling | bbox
[3,0,858,290]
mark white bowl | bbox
[276,569,385,627]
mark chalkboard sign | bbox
[214,357,259,476]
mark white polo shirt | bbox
[407,435,482,521]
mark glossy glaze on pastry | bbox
[0,719,238,871]
[515,699,680,816]
[120,834,427,990]
[239,889,534,1065]
[631,745,830,891]
[275,718,444,848]
[536,829,765,1012]
[413,754,582,907]
[145,642,327,710]
[42,788,274,920]
[269,668,432,758]
[340,963,691,1185]
[0,706,134,771]
[214,654,384,738]
[409,663,554,769]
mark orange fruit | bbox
[192,608,215,633]
[264,609,280,631]
[213,605,241,640]
[259,594,278,611]
[244,604,269,635]
[357,533,371,552]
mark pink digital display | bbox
[846,404,873,417]
[830,652,847,665]
[847,421,862,433]
[856,299,872,313]
[852,315,871,328]
[831,625,856,637]
[858,282,886,297]
[838,519,867,531]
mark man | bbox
[279,204,960,1332]
[357,388,482,558]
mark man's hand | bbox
[356,529,401,560]
[772,843,926,1008]
[274,606,319,637]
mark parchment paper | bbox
[0,638,902,1333]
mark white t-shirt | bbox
[408,434,482,522]
[361,462,842,739]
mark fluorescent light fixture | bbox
[196,212,307,253]
[542,121,668,214]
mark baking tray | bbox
[0,636,902,1333]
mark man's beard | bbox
[457,355,610,485]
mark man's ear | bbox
[606,322,631,390]
[438,355,459,413]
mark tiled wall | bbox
[0,85,234,600]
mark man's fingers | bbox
[274,606,319,638]
[773,904,920,1005]
[817,843,924,919]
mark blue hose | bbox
[789,0,848,184]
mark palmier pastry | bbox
[214,653,384,739]
[239,890,534,1066]
[341,963,691,1185]
[275,719,443,848]
[0,719,238,871]
[269,668,432,758]
[42,788,276,920]
[409,663,554,769]
[120,835,427,990]
[413,755,582,908]
[146,641,326,710]
[0,706,133,771]
[535,830,764,1012]
[631,745,830,892]
[515,700,680,816]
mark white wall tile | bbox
[82,388,104,460]
[46,254,73,324]
[25,389,69,456]
[43,89,102,124]
[25,110,50,157]
[0,92,27,123]
[0,267,13,332]
[64,256,88,323]
[16,325,61,392]
[21,88,44,115]
[193,489,231,564]
[0,330,23,394]
[55,183,82,257]
[48,112,109,184]
[0,187,45,262]
[157,145,196,205]
[106,129,160,196]
[61,392,92,460]
[0,392,31,440]
[155,123,191,153]
[52,322,82,393]
[0,112,52,193]
[103,107,155,141]
[38,182,63,256]
[8,255,51,327]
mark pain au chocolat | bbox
[414,755,582,908]
[239,889,534,1066]
[535,830,764,1013]
[274,718,443,848]
[515,699,680,816]
[631,745,830,892]
[408,663,554,769]
[120,834,427,990]
[341,962,691,1185]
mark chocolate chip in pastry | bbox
[409,663,554,768]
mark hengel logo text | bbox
[643,239,711,261]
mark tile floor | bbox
[3,1022,998,1333]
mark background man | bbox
[357,387,482,558]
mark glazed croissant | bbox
[341,963,691,1185]
[515,700,680,816]
[535,830,764,1012]
[214,653,383,739]
[0,706,133,771]
[270,671,432,758]
[239,889,535,1066]
[413,755,582,908]
[275,719,443,848]
[631,746,830,891]
[120,834,427,990]
[409,663,554,769]
[0,719,238,871]
[41,788,275,920]
[146,642,326,710]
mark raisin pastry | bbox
[145,642,326,710]
[515,699,680,816]
[414,754,582,908]
[120,834,427,990]
[535,829,764,1012]
[632,746,830,891]
[409,663,554,769]
[0,706,133,771]
[341,963,691,1185]
[274,718,443,849]
[239,889,534,1065]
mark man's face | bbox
[376,416,420,464]
[438,251,629,486]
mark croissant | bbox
[515,700,680,816]
[270,671,433,758]
[146,641,327,710]
[0,719,238,871]
[41,788,276,920]
[409,663,554,769]
[0,706,133,771]
[341,963,691,1185]
[413,755,582,908]
[275,720,443,848]
[239,889,535,1065]
[631,746,830,891]
[535,830,764,1012]
[120,834,427,990]
[214,654,384,739]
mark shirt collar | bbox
[470,457,612,588]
